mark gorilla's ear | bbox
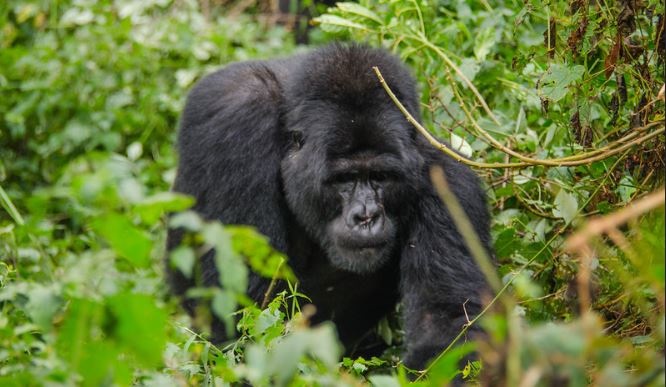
[173,62,289,252]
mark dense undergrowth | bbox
[0,0,664,385]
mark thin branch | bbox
[372,66,665,168]
[373,66,527,168]
[261,257,285,309]
[446,70,666,165]
[565,189,665,253]
[565,188,665,313]
[407,34,502,126]
[413,150,627,381]
[430,166,503,293]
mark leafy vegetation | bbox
[1,0,664,385]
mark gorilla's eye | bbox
[370,171,396,182]
[331,172,357,184]
[291,131,304,149]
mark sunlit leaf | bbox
[212,289,237,337]
[336,2,382,24]
[92,213,152,267]
[313,15,369,32]
[369,375,400,387]
[539,64,585,102]
[552,189,578,223]
[170,245,195,279]
[203,223,248,294]
[169,210,204,231]
[134,192,194,224]
[474,27,497,61]
[107,292,168,367]
[25,285,61,330]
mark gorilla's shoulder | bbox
[180,60,290,129]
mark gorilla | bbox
[167,43,492,371]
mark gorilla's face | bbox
[281,104,423,273]
[320,154,399,272]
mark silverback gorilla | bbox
[167,43,491,371]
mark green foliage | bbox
[0,0,664,385]
[316,0,665,384]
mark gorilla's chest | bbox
[292,248,400,328]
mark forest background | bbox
[0,0,664,385]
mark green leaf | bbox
[77,341,132,386]
[450,132,473,158]
[457,58,480,86]
[126,141,143,161]
[169,210,204,231]
[25,285,61,330]
[307,323,342,369]
[267,331,309,385]
[229,226,295,282]
[474,27,497,61]
[313,15,369,32]
[0,185,24,225]
[212,289,237,337]
[92,213,152,267]
[107,292,168,367]
[60,8,94,26]
[57,299,102,360]
[170,246,195,279]
[203,223,248,294]
[494,228,517,259]
[539,64,585,102]
[552,189,578,223]
[265,324,342,384]
[428,342,476,385]
[245,345,269,384]
[134,191,194,224]
[370,375,401,387]
[255,308,282,336]
[616,175,637,203]
[335,2,382,24]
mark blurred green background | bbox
[0,0,664,385]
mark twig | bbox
[446,70,666,165]
[373,66,526,168]
[261,257,285,309]
[413,167,509,382]
[373,66,665,168]
[413,151,626,381]
[565,189,665,313]
[430,166,503,292]
[175,324,224,355]
[565,189,666,253]
[407,34,503,126]
[409,0,426,36]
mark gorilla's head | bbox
[281,45,424,273]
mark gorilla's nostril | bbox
[354,213,373,226]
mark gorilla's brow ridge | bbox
[327,154,405,177]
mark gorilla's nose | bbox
[347,201,382,230]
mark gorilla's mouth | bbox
[327,237,395,274]
[334,216,394,250]
[337,235,389,250]
[324,216,396,273]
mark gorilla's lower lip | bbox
[338,239,388,250]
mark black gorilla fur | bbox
[167,43,492,370]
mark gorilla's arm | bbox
[400,147,491,370]
[168,61,289,315]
